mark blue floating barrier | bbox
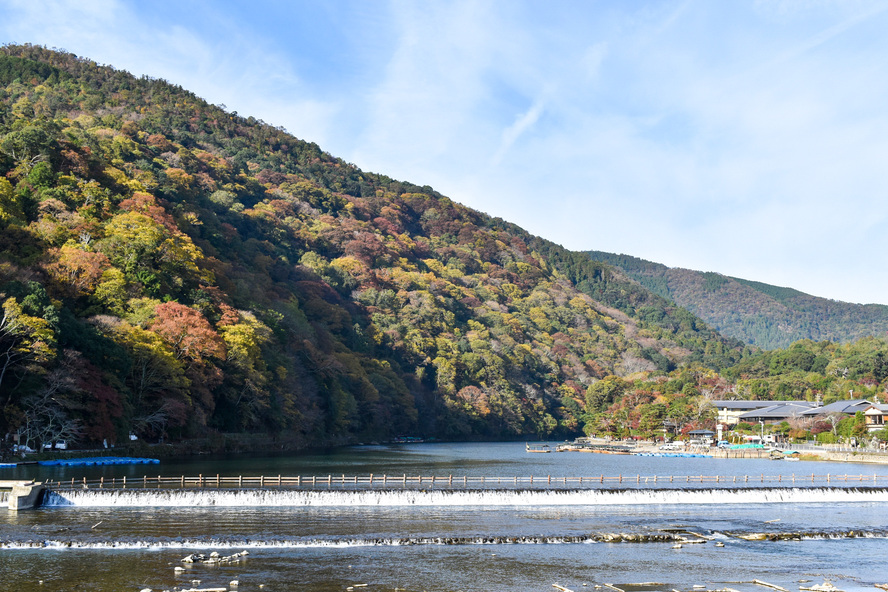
[37,456,160,467]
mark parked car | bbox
[42,441,67,450]
[717,440,731,449]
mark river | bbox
[2,442,888,592]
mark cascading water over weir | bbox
[7,485,888,552]
[42,485,888,508]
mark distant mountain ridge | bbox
[587,251,888,349]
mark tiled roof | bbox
[739,402,818,420]
[712,400,794,410]
[800,400,871,416]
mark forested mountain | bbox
[0,45,750,450]
[588,251,888,350]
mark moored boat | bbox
[525,443,552,453]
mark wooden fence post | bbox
[74,471,888,492]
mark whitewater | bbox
[41,485,888,507]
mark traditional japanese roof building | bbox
[863,403,888,432]
[738,402,819,423]
[800,399,872,417]
[712,400,798,425]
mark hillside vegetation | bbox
[580,336,888,445]
[588,251,888,350]
[0,45,751,450]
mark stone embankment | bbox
[629,442,888,464]
[1,480,44,511]
[795,449,888,464]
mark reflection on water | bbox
[9,441,888,483]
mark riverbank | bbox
[1,433,342,465]
[795,449,888,464]
[619,441,888,465]
[10,436,888,468]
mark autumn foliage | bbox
[151,302,224,363]
[8,45,882,453]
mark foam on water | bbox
[3,530,886,551]
[42,486,888,508]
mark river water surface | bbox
[2,442,888,591]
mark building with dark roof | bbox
[712,400,800,426]
[863,403,888,432]
[799,400,871,417]
[738,402,819,423]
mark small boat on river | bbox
[525,444,552,453]
[556,443,633,454]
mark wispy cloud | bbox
[490,100,545,167]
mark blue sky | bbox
[3,0,888,304]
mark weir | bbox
[41,471,888,491]
[41,485,888,508]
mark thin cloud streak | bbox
[490,100,545,167]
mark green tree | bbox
[0,177,25,223]
[585,376,625,411]
[113,323,188,438]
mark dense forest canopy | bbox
[1,45,885,454]
[588,250,888,350]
